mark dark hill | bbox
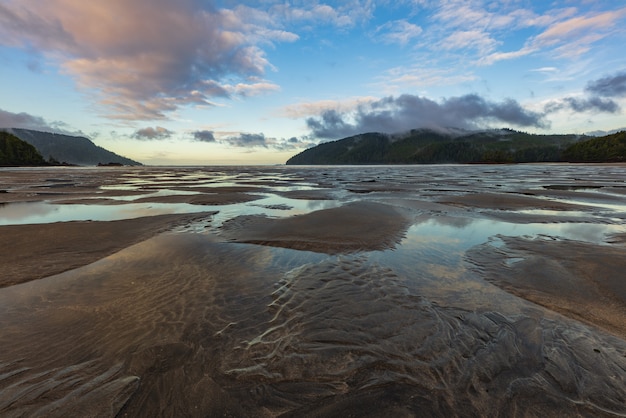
[286,128,590,165]
[0,131,47,166]
[4,128,141,166]
[562,131,626,162]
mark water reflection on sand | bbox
[0,164,625,417]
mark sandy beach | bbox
[1,164,625,417]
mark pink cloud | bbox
[477,7,626,65]
[0,0,297,120]
[534,8,626,47]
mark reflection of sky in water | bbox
[1,167,337,225]
[555,199,626,212]
[0,193,339,226]
[378,216,625,276]
[374,216,626,284]
[0,201,200,224]
[373,216,626,310]
[401,217,625,252]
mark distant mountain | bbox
[3,128,141,166]
[0,131,47,166]
[286,128,594,165]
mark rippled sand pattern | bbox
[1,164,626,417]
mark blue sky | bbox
[1,0,626,165]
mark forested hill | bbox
[562,131,626,162]
[0,131,47,166]
[285,128,622,165]
[5,128,141,166]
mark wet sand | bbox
[0,212,214,288]
[0,164,625,417]
[467,236,626,340]
[219,201,413,253]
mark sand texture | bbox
[219,201,412,253]
[0,164,625,417]
[0,212,214,287]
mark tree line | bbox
[0,131,47,166]
[286,129,626,165]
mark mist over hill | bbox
[285,128,617,165]
[3,128,141,166]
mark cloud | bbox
[306,109,357,139]
[585,128,626,137]
[544,97,620,114]
[585,71,626,98]
[270,2,373,29]
[375,20,422,45]
[306,94,547,139]
[226,81,281,97]
[0,0,298,121]
[479,7,626,65]
[371,66,477,93]
[132,126,174,140]
[478,46,535,66]
[223,132,268,148]
[439,30,497,54]
[191,130,216,142]
[281,96,379,119]
[217,131,313,150]
[533,9,626,50]
[0,108,78,134]
[529,9,626,60]
[0,109,56,131]
[541,70,626,115]
[530,67,558,73]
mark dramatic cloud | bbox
[0,0,297,121]
[192,130,216,142]
[306,94,547,139]
[585,71,626,98]
[132,126,174,140]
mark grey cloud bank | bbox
[192,130,216,142]
[585,71,626,98]
[306,94,547,139]
[132,126,174,140]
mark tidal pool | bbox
[0,164,625,417]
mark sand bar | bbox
[0,212,214,287]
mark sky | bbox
[1,0,626,165]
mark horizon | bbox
[1,1,626,165]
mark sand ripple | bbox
[2,165,626,416]
[216,255,626,417]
